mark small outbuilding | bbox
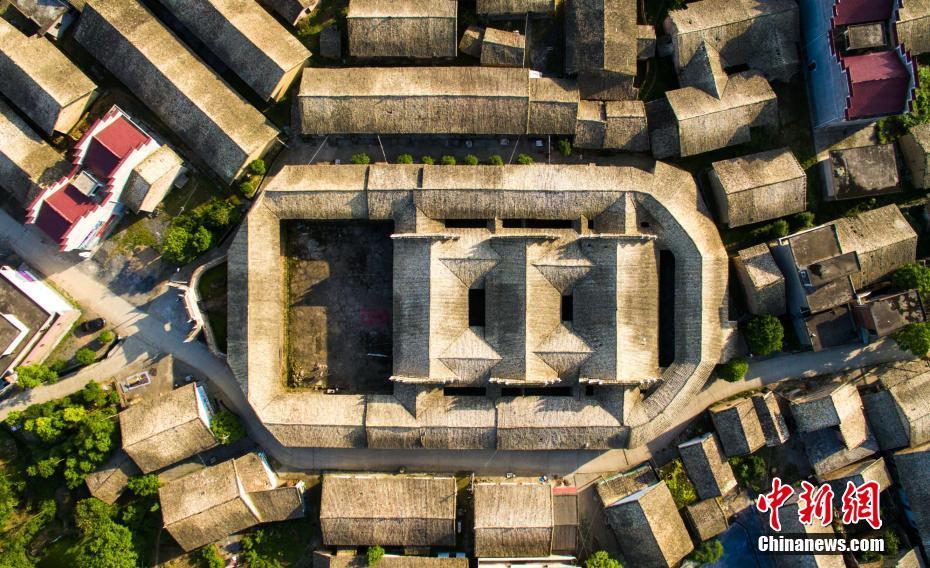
[685,498,729,541]
[347,0,457,59]
[85,449,141,505]
[900,123,930,189]
[8,0,75,39]
[319,24,342,59]
[156,0,310,102]
[709,147,806,227]
[0,17,97,136]
[709,397,766,457]
[119,383,217,474]
[320,474,457,547]
[734,244,786,316]
[459,25,484,58]
[602,482,694,568]
[833,204,917,290]
[574,100,650,152]
[678,433,738,500]
[853,289,926,340]
[823,144,900,201]
[473,482,552,558]
[481,28,525,68]
[123,145,185,214]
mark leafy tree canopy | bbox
[210,410,246,444]
[894,322,930,357]
[15,364,57,389]
[127,474,161,498]
[717,357,749,382]
[690,539,724,565]
[75,348,96,367]
[585,551,622,568]
[892,263,930,300]
[71,498,137,568]
[744,315,784,356]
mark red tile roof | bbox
[833,0,894,26]
[83,116,150,180]
[35,184,97,242]
[845,51,911,119]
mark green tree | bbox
[585,551,621,568]
[80,381,116,408]
[239,180,257,199]
[200,544,225,568]
[463,154,479,165]
[248,159,267,177]
[691,539,724,565]
[893,263,930,299]
[71,498,137,568]
[161,226,192,264]
[0,469,20,527]
[793,211,815,231]
[729,455,767,492]
[75,348,96,367]
[396,154,414,164]
[98,330,115,344]
[191,226,213,254]
[487,155,504,166]
[350,153,371,165]
[15,363,58,389]
[516,153,534,165]
[420,155,435,165]
[204,200,236,230]
[744,314,784,356]
[210,410,246,444]
[558,139,572,157]
[367,545,384,566]
[127,474,161,497]
[717,357,748,382]
[894,322,930,357]
[662,460,697,508]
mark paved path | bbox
[0,210,913,475]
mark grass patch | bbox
[161,175,226,218]
[114,215,158,254]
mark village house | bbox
[882,367,930,448]
[664,0,800,82]
[0,99,69,205]
[647,42,778,159]
[833,205,917,289]
[472,481,575,558]
[678,433,738,500]
[601,481,693,567]
[752,391,790,446]
[573,100,650,152]
[85,450,140,505]
[821,457,892,508]
[767,496,846,568]
[853,289,926,342]
[685,498,729,542]
[734,244,787,316]
[897,0,930,56]
[709,397,766,457]
[260,0,319,26]
[901,123,930,189]
[118,382,217,474]
[476,0,554,18]
[800,0,916,129]
[26,106,183,252]
[822,144,901,200]
[320,474,457,548]
[564,0,639,100]
[298,67,579,137]
[74,0,280,184]
[0,17,97,136]
[160,452,304,551]
[157,0,310,102]
[480,28,525,68]
[0,265,80,379]
[7,0,76,39]
[314,554,468,568]
[347,0,457,60]
[708,147,807,227]
[894,442,930,552]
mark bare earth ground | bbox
[284,220,394,393]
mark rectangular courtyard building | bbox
[74,0,280,184]
[734,244,786,316]
[0,18,97,136]
[157,0,310,102]
[320,474,456,547]
[0,99,67,205]
[119,383,217,473]
[347,0,457,60]
[602,482,693,568]
[473,482,553,558]
[298,67,578,136]
[709,148,806,228]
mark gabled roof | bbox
[712,148,805,194]
[678,433,738,500]
[603,482,693,567]
[473,482,553,558]
[0,98,67,204]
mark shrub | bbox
[717,357,748,382]
[396,154,414,164]
[200,544,224,568]
[793,211,815,231]
[464,154,479,165]
[191,226,213,254]
[662,460,697,508]
[770,219,789,238]
[367,545,384,566]
[558,139,572,156]
[884,530,900,559]
[127,474,160,497]
[161,226,192,264]
[894,322,930,357]
[585,551,622,568]
[487,155,504,166]
[15,364,58,389]
[744,314,784,356]
[49,359,68,374]
[516,153,535,165]
[350,153,371,165]
[239,180,257,199]
[98,330,115,344]
[690,539,724,565]
[248,159,266,177]
[211,409,246,444]
[421,155,435,165]
[893,263,930,299]
[439,155,457,166]
[203,200,236,230]
[729,454,768,492]
[75,348,96,366]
